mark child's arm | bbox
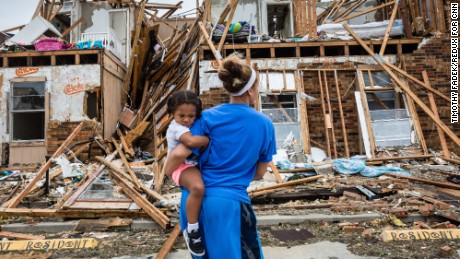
[163,144,192,177]
[253,161,269,180]
[179,132,209,148]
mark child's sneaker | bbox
[183,229,205,256]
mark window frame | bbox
[9,77,47,142]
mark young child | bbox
[165,90,208,256]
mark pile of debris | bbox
[0,0,459,258]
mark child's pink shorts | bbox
[172,163,196,186]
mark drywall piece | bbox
[6,16,62,46]
[355,91,372,158]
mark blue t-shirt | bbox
[190,103,276,204]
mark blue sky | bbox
[0,0,200,32]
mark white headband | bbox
[230,68,257,96]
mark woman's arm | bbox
[253,161,269,180]
[162,144,193,177]
[179,132,209,148]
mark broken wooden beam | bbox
[387,174,460,191]
[365,154,434,162]
[155,224,182,259]
[343,24,460,149]
[109,169,170,229]
[95,156,165,201]
[5,122,84,208]
[249,175,323,198]
[111,138,142,188]
[0,208,148,219]
[0,231,45,240]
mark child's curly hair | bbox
[167,90,203,117]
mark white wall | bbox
[211,0,259,30]
[0,65,100,143]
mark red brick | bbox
[342,226,365,233]
[440,246,453,256]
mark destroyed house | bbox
[0,1,137,165]
[1,1,460,258]
[186,0,459,166]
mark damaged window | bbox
[260,94,304,155]
[10,81,45,141]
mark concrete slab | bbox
[0,213,385,233]
[112,241,379,259]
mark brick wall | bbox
[302,65,361,156]
[403,33,460,153]
[199,87,230,110]
[47,120,103,161]
[198,66,362,156]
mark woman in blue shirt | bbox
[163,53,276,259]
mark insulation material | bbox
[259,72,296,91]
[314,20,404,40]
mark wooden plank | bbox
[111,138,141,188]
[73,218,132,233]
[155,224,182,259]
[122,0,146,92]
[249,175,323,198]
[293,0,307,36]
[0,231,45,240]
[379,1,399,56]
[62,151,117,209]
[318,70,331,158]
[5,122,84,208]
[356,70,376,157]
[441,157,460,165]
[423,71,449,157]
[32,0,45,19]
[398,0,413,38]
[382,229,460,242]
[323,71,337,158]
[70,201,132,210]
[404,86,428,154]
[0,254,50,259]
[0,208,148,218]
[428,0,437,32]
[387,174,460,190]
[61,17,83,37]
[217,0,239,53]
[385,62,450,102]
[334,70,349,158]
[198,21,222,67]
[117,129,135,156]
[366,154,433,162]
[298,71,311,153]
[270,96,293,122]
[95,156,165,202]
[344,24,460,148]
[1,25,26,33]
[46,0,56,20]
[0,238,98,251]
[109,168,169,229]
[97,157,169,229]
[368,93,389,109]
[268,162,283,184]
[435,0,446,32]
